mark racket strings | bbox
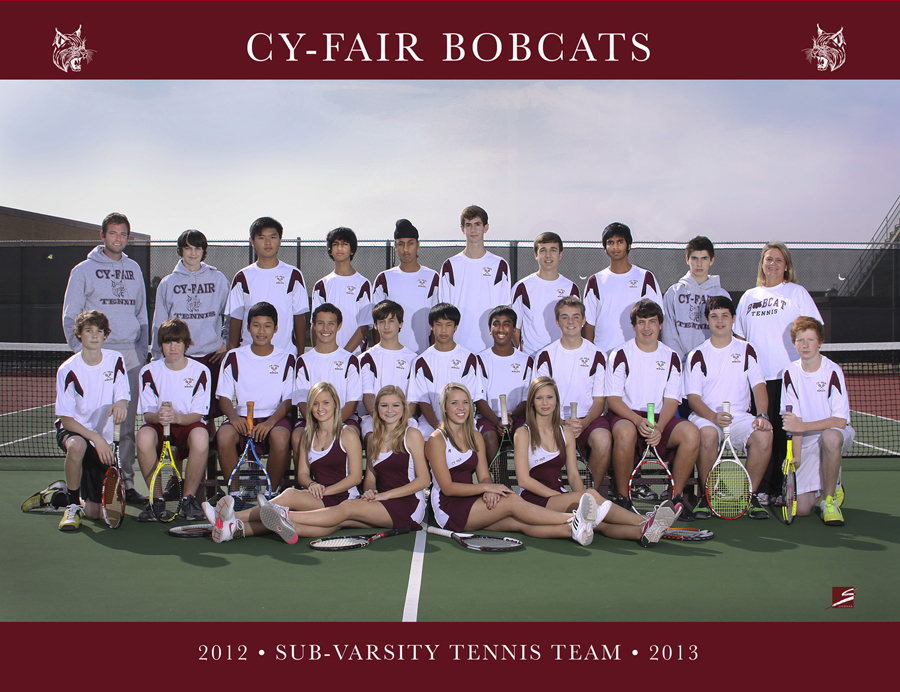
[707,461,751,518]
[153,465,182,520]
[311,536,370,549]
[630,461,673,514]
[464,536,522,550]
[228,464,269,511]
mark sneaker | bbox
[834,483,845,508]
[260,502,298,545]
[612,494,632,512]
[125,488,148,504]
[640,500,683,547]
[179,495,206,521]
[673,495,695,522]
[201,500,216,524]
[632,484,659,501]
[138,500,164,522]
[22,480,67,512]
[822,496,844,526]
[693,494,711,520]
[756,492,770,506]
[213,495,237,543]
[58,504,84,532]
[748,493,769,520]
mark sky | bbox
[1,79,898,244]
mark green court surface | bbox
[2,457,897,623]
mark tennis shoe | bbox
[179,495,206,521]
[748,493,769,520]
[201,500,216,524]
[673,495,695,522]
[834,483,845,508]
[569,494,596,547]
[21,480,67,512]
[260,503,298,545]
[58,504,84,532]
[612,494,632,512]
[693,494,711,520]
[632,484,659,501]
[822,496,844,526]
[125,488,148,504]
[756,492,770,506]
[640,500,682,548]
[213,495,237,543]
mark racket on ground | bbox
[426,526,524,552]
[149,411,183,523]
[662,527,715,542]
[101,423,126,528]
[628,403,674,515]
[168,523,213,538]
[309,527,411,551]
[226,402,273,512]
[488,394,514,486]
[782,405,797,525]
[706,401,752,519]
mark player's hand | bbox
[252,419,274,441]
[482,492,501,510]
[753,416,773,432]
[637,418,655,439]
[497,422,511,439]
[307,482,325,500]
[782,411,803,434]
[157,402,175,426]
[208,342,228,364]
[231,417,251,436]
[362,489,378,502]
[714,411,733,429]
[564,417,584,437]
[483,483,512,496]
[110,402,128,425]
[646,428,663,448]
[95,438,114,465]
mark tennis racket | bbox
[782,404,797,524]
[661,527,715,542]
[148,408,183,523]
[309,527,411,551]
[168,523,213,538]
[101,423,126,528]
[706,401,752,519]
[488,395,514,486]
[628,403,674,515]
[426,526,524,552]
[226,402,273,512]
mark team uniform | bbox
[534,339,606,423]
[475,348,533,432]
[225,261,310,354]
[438,251,511,354]
[54,349,131,502]
[661,272,731,365]
[368,427,427,529]
[518,425,568,508]
[429,430,480,532]
[583,265,663,355]
[511,272,580,356]
[358,344,417,437]
[372,266,440,354]
[293,348,361,427]
[306,430,361,507]
[137,358,211,452]
[781,357,855,495]
[684,338,765,450]
[312,271,373,355]
[408,345,483,439]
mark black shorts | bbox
[55,428,107,504]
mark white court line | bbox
[402,523,428,622]
[0,431,54,448]
[851,440,900,456]
[0,403,53,418]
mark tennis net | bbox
[1,341,898,458]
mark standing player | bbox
[475,306,534,464]
[438,205,511,353]
[606,299,700,517]
[217,302,296,491]
[781,317,854,525]
[371,219,439,355]
[408,303,484,440]
[54,311,130,531]
[312,227,373,355]
[511,231,580,356]
[62,212,148,504]
[684,297,773,519]
[533,297,610,493]
[226,217,309,355]
[584,222,663,356]
[359,300,417,444]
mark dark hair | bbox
[247,301,278,327]
[686,235,715,259]
[630,298,664,325]
[312,302,343,326]
[488,305,517,328]
[157,318,194,348]
[73,310,110,340]
[554,295,585,321]
[602,222,632,249]
[429,302,461,326]
[102,212,130,236]
[460,205,488,227]
[326,227,358,261]
[704,295,735,320]
[249,217,283,240]
[373,299,404,324]
[533,231,563,254]
[176,229,208,262]
[791,316,825,344]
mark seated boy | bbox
[476,306,534,463]
[684,296,773,519]
[408,302,484,440]
[216,302,295,491]
[136,318,212,521]
[533,296,609,491]
[781,316,854,525]
[606,299,700,517]
[53,310,129,531]
[359,299,417,444]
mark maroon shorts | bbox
[476,415,525,436]
[220,417,293,455]
[188,352,223,419]
[141,420,208,459]
[575,415,611,456]
[606,409,684,465]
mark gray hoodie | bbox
[62,246,148,354]
[661,271,731,363]
[151,260,229,360]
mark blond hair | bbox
[301,382,343,458]
[438,383,477,453]
[756,241,797,286]
[525,376,566,454]
[371,385,411,457]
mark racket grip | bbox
[784,404,792,440]
[569,402,577,420]
[113,423,120,443]
[647,403,655,427]
[722,401,731,434]
[499,394,508,427]
[163,424,171,437]
[247,401,255,432]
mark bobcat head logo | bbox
[186,293,202,313]
[688,304,701,322]
[53,26,95,73]
[804,25,846,72]
[111,279,126,298]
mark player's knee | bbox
[65,436,87,457]
[188,428,209,454]
[612,423,636,445]
[217,425,238,446]
[821,429,842,454]
[589,428,611,453]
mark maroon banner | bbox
[0,1,895,78]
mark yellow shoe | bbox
[58,504,84,532]
[834,483,844,508]
[21,480,66,512]
[822,496,844,527]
